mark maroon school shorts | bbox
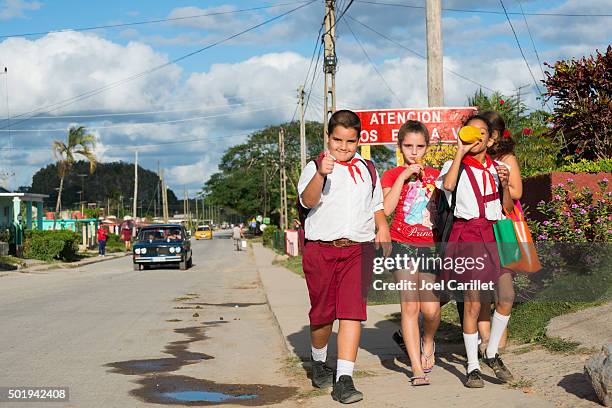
[302,241,373,325]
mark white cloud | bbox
[0,0,41,20]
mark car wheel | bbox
[187,257,193,268]
[133,263,140,271]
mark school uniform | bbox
[435,156,510,284]
[297,152,383,325]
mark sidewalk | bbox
[253,243,553,407]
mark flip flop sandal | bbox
[421,338,436,373]
[410,376,430,386]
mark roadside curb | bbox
[20,252,130,273]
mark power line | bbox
[515,0,547,82]
[499,0,551,111]
[0,1,312,39]
[354,0,612,17]
[1,0,317,130]
[291,19,325,123]
[343,19,403,106]
[21,96,293,120]
[346,14,498,93]
[0,105,290,132]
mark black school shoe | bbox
[311,358,334,389]
[483,353,514,383]
[332,375,363,404]
[465,369,485,388]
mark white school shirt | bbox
[435,160,510,221]
[297,152,384,242]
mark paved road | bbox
[0,232,299,407]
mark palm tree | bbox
[52,126,97,214]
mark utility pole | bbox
[155,160,160,219]
[161,169,169,222]
[298,85,306,168]
[195,195,199,223]
[426,0,444,107]
[323,0,337,146]
[279,128,288,231]
[133,151,138,221]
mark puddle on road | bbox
[162,390,256,402]
[106,308,297,405]
[133,375,296,406]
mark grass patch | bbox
[540,336,580,353]
[511,345,538,355]
[508,301,604,343]
[353,370,376,378]
[0,255,26,268]
[274,255,304,278]
[508,377,535,389]
[295,388,328,399]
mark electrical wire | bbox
[1,0,317,130]
[343,19,403,106]
[0,105,289,132]
[354,0,612,17]
[515,0,547,82]
[499,0,551,111]
[22,96,293,120]
[0,1,313,39]
[346,14,498,93]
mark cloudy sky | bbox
[0,0,610,197]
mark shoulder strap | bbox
[450,163,464,210]
[359,158,377,197]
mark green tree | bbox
[52,126,97,213]
[202,121,393,222]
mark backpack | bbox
[434,163,464,255]
[297,154,378,230]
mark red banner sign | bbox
[355,107,477,145]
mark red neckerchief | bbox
[334,157,364,184]
[462,154,498,204]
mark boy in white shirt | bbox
[298,110,391,404]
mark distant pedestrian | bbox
[121,226,132,252]
[232,224,244,251]
[97,226,108,256]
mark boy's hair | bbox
[464,114,493,138]
[481,110,516,158]
[328,109,361,137]
[397,120,430,146]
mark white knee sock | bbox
[336,359,355,381]
[311,344,328,362]
[463,332,480,374]
[486,311,510,358]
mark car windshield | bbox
[138,227,183,242]
[197,226,210,231]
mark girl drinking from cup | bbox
[436,114,516,388]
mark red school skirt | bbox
[441,218,503,284]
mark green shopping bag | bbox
[493,218,522,267]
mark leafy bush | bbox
[544,46,612,160]
[515,132,564,177]
[23,230,80,261]
[262,225,279,247]
[105,234,125,253]
[557,158,612,174]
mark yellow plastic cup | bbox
[459,125,482,143]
